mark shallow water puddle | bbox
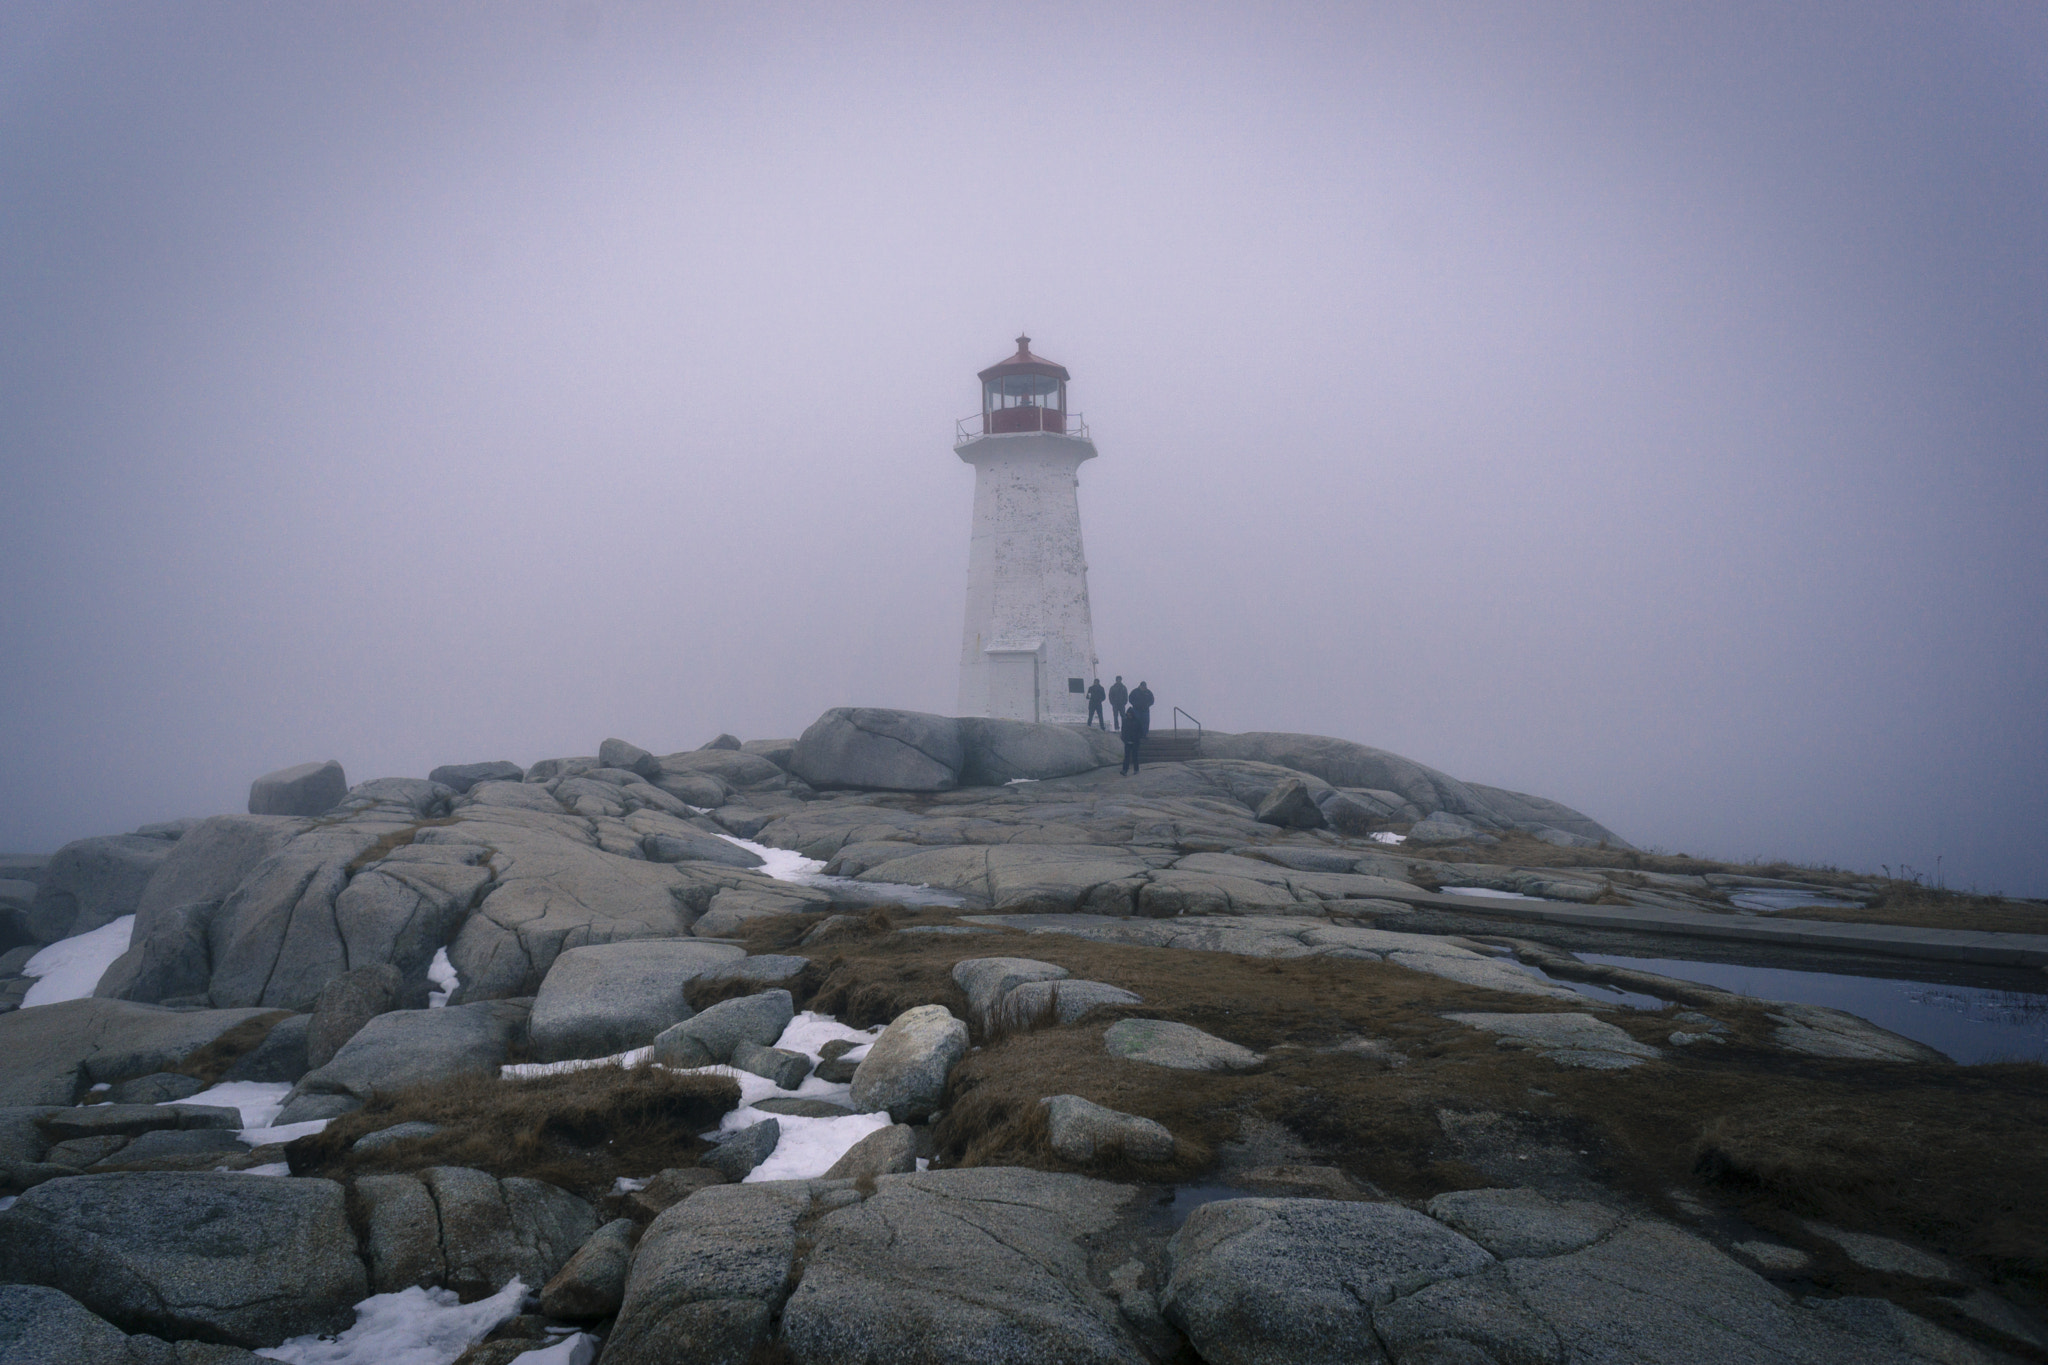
[1579,952,2048,1064]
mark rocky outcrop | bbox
[284,998,531,1109]
[528,940,742,1062]
[0,1171,366,1346]
[246,760,347,818]
[353,1165,596,1298]
[26,835,171,942]
[649,989,793,1068]
[0,998,277,1107]
[792,708,965,792]
[605,1181,814,1365]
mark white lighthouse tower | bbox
[955,336,1100,723]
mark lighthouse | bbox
[954,336,1100,724]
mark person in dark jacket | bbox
[1107,677,1128,731]
[1120,706,1143,774]
[1085,679,1107,729]
[1128,681,1155,739]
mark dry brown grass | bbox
[285,1064,740,1201]
[772,913,2048,1306]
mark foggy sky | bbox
[3,3,2043,895]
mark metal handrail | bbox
[1172,707,1201,734]
[955,412,1090,444]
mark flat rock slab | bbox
[781,1168,1152,1364]
[1162,1198,1495,1364]
[0,1171,366,1346]
[1104,1019,1263,1072]
[1444,1012,1661,1069]
[0,998,278,1107]
[1425,1187,1626,1259]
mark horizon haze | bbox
[3,3,2044,895]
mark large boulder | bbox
[1162,1198,1493,1364]
[655,749,801,796]
[27,835,172,942]
[599,739,663,779]
[304,963,403,1069]
[0,1171,366,1346]
[958,718,1105,786]
[528,940,743,1063]
[781,1169,1151,1364]
[91,899,218,1005]
[131,816,310,925]
[791,708,964,792]
[648,989,793,1068]
[1254,778,1326,831]
[246,760,348,818]
[951,956,1070,1025]
[0,998,276,1107]
[352,1166,595,1299]
[1042,1094,1175,1164]
[605,1181,815,1365]
[285,999,530,1106]
[850,1004,969,1122]
[540,1217,638,1320]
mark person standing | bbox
[1128,680,1155,740]
[1120,705,1143,774]
[1085,678,1107,730]
[1107,676,1128,731]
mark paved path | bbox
[1371,887,2048,969]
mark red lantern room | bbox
[977,335,1071,435]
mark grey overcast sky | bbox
[3,2,2043,894]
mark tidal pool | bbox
[1579,952,2048,1065]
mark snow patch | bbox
[517,1334,599,1365]
[427,948,458,1008]
[611,1176,649,1195]
[170,1080,293,1131]
[20,916,135,1007]
[258,1276,525,1365]
[237,1163,293,1177]
[0,1196,15,1212]
[243,1118,332,1147]
[741,1110,892,1182]
[717,834,826,881]
[1370,832,1407,845]
[1440,886,1542,901]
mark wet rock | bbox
[820,1123,917,1180]
[1425,1187,1626,1259]
[649,989,793,1068]
[528,940,742,1063]
[1042,1094,1174,1163]
[0,1171,365,1346]
[850,1004,969,1122]
[1103,1018,1263,1072]
[1444,1012,1661,1069]
[702,1118,780,1181]
[540,1217,638,1320]
[246,760,347,818]
[1162,1198,1493,1364]
[782,1169,1150,1364]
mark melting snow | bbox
[717,835,826,881]
[20,916,135,1007]
[499,1011,890,1181]
[427,948,459,1007]
[257,1276,525,1365]
[165,1079,328,1145]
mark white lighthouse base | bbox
[955,431,1099,725]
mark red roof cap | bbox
[978,334,1070,383]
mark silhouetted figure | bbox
[1107,677,1128,731]
[1129,681,1155,740]
[1120,706,1143,774]
[1086,678,1107,729]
